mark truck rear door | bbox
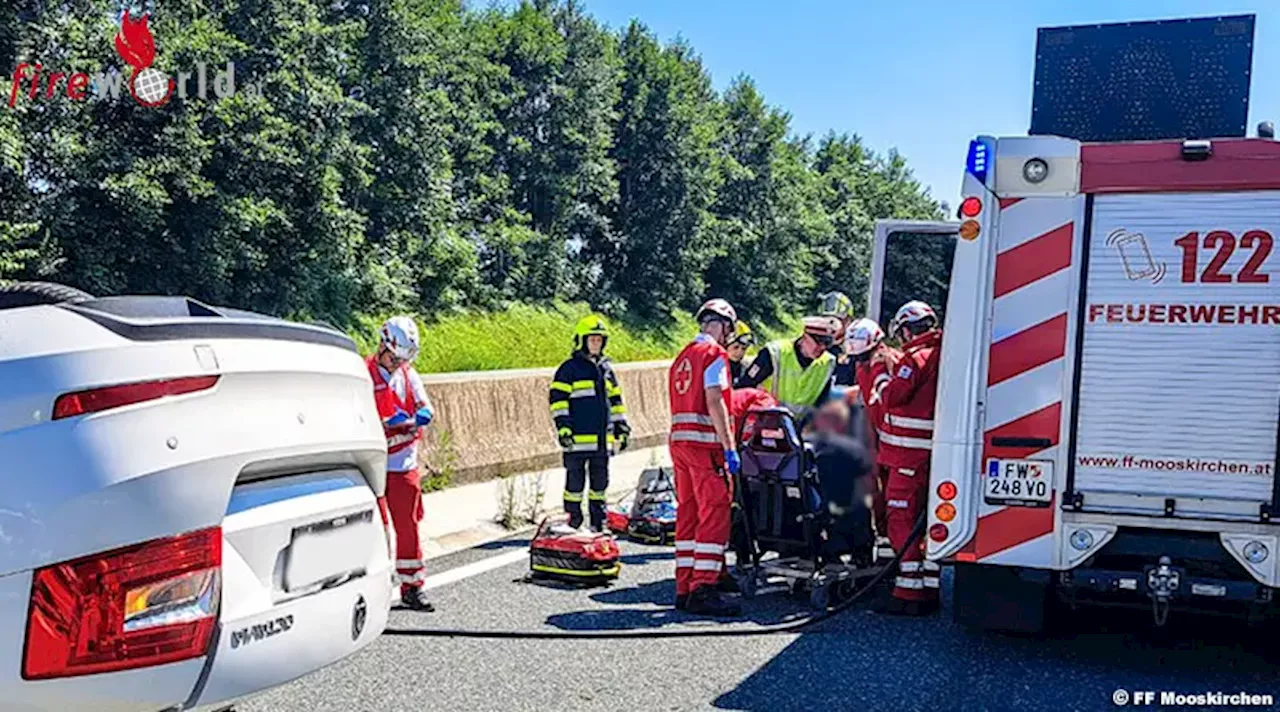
[1070,191,1280,520]
[869,219,960,327]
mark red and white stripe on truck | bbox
[958,193,1078,565]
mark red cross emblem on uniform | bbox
[673,357,693,395]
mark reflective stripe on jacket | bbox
[853,346,901,454]
[877,331,941,468]
[368,356,420,456]
[669,338,732,449]
[549,352,626,455]
[760,339,835,412]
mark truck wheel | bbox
[952,563,1053,635]
[0,281,94,310]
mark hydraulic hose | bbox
[383,514,926,640]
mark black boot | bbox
[675,593,689,610]
[875,597,934,617]
[686,586,742,618]
[401,588,436,612]
[716,573,741,595]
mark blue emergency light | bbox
[966,136,995,185]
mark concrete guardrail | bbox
[418,360,672,485]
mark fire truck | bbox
[868,15,1280,631]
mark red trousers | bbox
[387,469,426,594]
[671,443,732,596]
[870,464,891,538]
[885,463,939,602]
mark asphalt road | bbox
[240,535,1280,712]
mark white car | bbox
[0,282,396,712]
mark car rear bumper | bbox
[188,566,391,710]
[0,563,391,712]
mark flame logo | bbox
[114,11,156,70]
[113,10,173,107]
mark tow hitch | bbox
[1145,556,1182,626]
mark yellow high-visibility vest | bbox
[759,339,835,411]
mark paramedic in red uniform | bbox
[844,317,900,544]
[669,298,743,617]
[874,300,942,616]
[369,316,437,612]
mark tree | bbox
[812,132,944,318]
[353,0,476,314]
[703,77,831,324]
[599,24,720,322]
[471,0,619,305]
[0,1,945,341]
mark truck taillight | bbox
[937,481,957,500]
[935,503,957,522]
[928,523,950,543]
[53,375,220,419]
[960,196,983,217]
[22,528,221,680]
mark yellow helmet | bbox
[818,291,854,321]
[573,314,609,350]
[727,320,755,348]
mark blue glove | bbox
[723,449,741,476]
[385,409,411,427]
[414,407,433,427]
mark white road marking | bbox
[422,549,529,590]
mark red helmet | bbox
[695,298,737,326]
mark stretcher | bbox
[730,407,886,610]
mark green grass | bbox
[351,303,806,372]
[353,303,691,372]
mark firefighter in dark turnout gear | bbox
[549,315,630,533]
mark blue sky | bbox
[577,0,1277,207]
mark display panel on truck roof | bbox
[1030,15,1255,143]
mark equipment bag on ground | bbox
[529,516,621,584]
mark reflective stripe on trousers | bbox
[672,413,714,426]
[877,431,932,449]
[670,430,718,444]
[671,444,731,595]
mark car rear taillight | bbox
[53,375,220,420]
[22,528,221,680]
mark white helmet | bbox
[845,318,885,356]
[801,315,841,342]
[695,298,737,326]
[890,300,938,339]
[380,316,421,362]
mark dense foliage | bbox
[0,0,943,333]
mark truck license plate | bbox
[984,459,1052,508]
[285,509,375,592]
